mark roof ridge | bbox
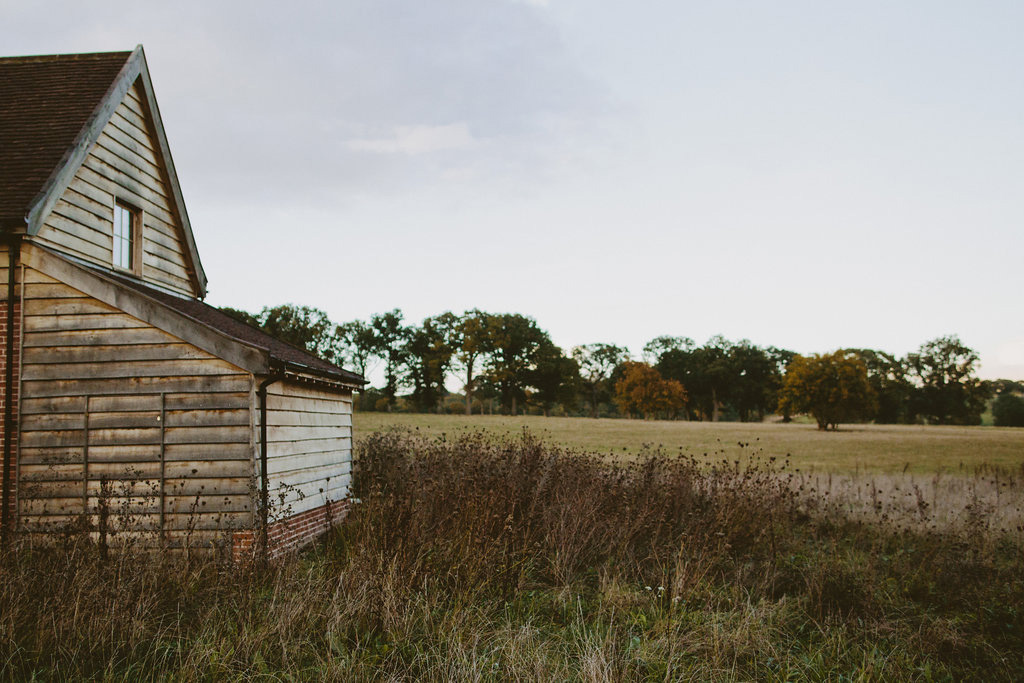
[0,50,133,63]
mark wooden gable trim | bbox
[23,45,209,298]
[21,243,268,374]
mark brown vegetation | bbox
[1,430,1022,679]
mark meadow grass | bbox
[356,412,1024,473]
[1,430,1022,680]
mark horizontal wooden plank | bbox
[24,312,149,333]
[23,358,241,380]
[23,343,215,364]
[67,174,115,211]
[86,411,161,429]
[266,410,352,428]
[22,374,252,398]
[164,425,252,444]
[19,461,249,482]
[79,444,160,462]
[23,282,91,299]
[142,249,192,281]
[75,164,176,226]
[27,477,248,499]
[265,394,352,415]
[165,392,251,411]
[268,457,351,482]
[266,425,351,443]
[165,409,249,428]
[22,268,61,285]
[20,494,251,516]
[268,478,350,516]
[21,430,84,448]
[35,218,112,263]
[23,327,178,348]
[48,199,113,241]
[88,427,161,446]
[91,137,167,194]
[110,105,149,143]
[266,450,352,476]
[18,446,83,465]
[142,222,187,256]
[81,155,170,217]
[20,395,88,415]
[164,443,253,461]
[267,436,351,459]
[61,180,115,222]
[142,236,188,266]
[23,297,120,317]
[17,511,251,533]
[21,413,86,431]
[101,121,160,168]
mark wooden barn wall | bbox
[33,80,197,297]
[264,382,352,519]
[18,265,255,549]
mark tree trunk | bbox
[711,387,719,422]
[512,395,517,415]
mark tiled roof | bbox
[95,266,365,386]
[0,51,131,228]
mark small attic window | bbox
[113,201,138,270]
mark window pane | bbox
[113,203,135,269]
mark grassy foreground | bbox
[2,430,1022,680]
[356,412,1024,473]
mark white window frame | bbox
[112,200,141,273]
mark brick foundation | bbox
[232,498,350,561]
[0,299,20,531]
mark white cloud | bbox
[347,123,477,155]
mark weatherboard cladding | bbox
[0,52,132,228]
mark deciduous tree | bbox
[405,312,458,413]
[778,351,876,431]
[572,343,630,418]
[481,313,549,414]
[259,304,335,359]
[614,361,687,419]
[906,335,989,425]
[371,309,410,411]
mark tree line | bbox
[220,304,1024,428]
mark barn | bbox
[0,47,364,557]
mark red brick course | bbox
[232,498,349,562]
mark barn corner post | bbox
[257,372,283,563]
[1,234,21,546]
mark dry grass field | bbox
[355,412,1024,473]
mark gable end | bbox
[24,46,208,298]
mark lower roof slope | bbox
[94,266,365,386]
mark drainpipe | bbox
[257,371,284,560]
[2,235,20,545]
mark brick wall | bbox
[0,299,20,530]
[232,497,349,562]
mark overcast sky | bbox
[3,0,1022,379]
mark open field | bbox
[356,412,1024,473]
[4,430,1022,680]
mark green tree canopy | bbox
[906,335,989,425]
[571,343,630,418]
